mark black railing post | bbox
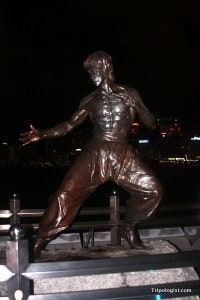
[110,190,121,245]
[9,194,21,225]
[7,224,30,300]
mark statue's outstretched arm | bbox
[19,108,88,146]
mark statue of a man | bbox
[20,51,163,257]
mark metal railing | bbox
[0,225,200,299]
[1,193,200,247]
[1,194,200,299]
[0,191,123,246]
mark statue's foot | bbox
[34,237,49,258]
[121,226,145,250]
[128,240,146,250]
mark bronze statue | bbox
[20,51,163,257]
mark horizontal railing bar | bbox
[1,218,200,233]
[24,251,200,279]
[18,207,116,217]
[17,209,45,217]
[62,217,200,230]
[22,221,117,232]
[0,207,115,218]
[0,225,10,231]
[18,208,114,218]
[78,207,114,215]
[0,265,14,281]
[1,221,117,232]
[27,280,200,300]
[26,221,117,232]
[0,210,12,218]
[1,202,200,218]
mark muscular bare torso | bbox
[84,86,135,142]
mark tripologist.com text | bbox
[151,287,192,294]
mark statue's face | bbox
[88,64,104,86]
[84,52,114,86]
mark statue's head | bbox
[84,51,114,86]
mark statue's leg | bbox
[34,149,102,257]
[117,156,163,249]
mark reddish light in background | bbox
[132,122,139,127]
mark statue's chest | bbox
[92,96,129,118]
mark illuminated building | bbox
[157,117,181,138]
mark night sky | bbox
[0,0,200,143]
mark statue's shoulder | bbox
[115,84,137,95]
[125,86,139,97]
[116,84,140,106]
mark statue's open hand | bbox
[19,124,41,146]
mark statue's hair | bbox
[84,51,114,80]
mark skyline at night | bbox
[0,1,200,142]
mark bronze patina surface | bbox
[20,51,163,257]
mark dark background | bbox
[0,0,200,212]
[0,0,200,142]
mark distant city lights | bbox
[191,136,200,141]
[167,157,185,162]
[139,139,149,144]
[132,122,139,126]
[161,131,167,137]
